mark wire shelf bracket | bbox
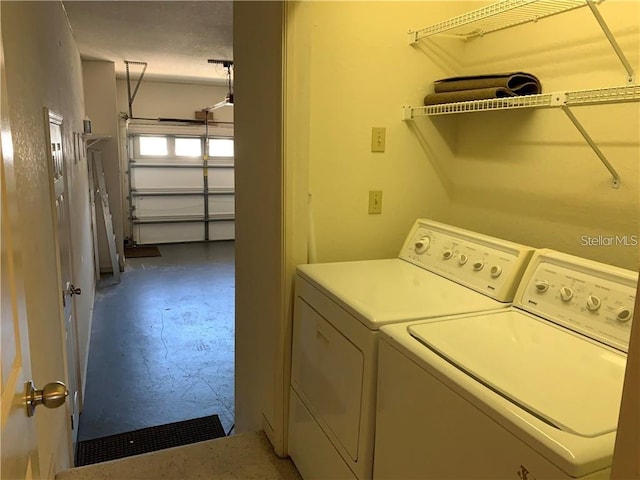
[584,0,635,84]
[560,105,620,188]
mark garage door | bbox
[127,122,234,245]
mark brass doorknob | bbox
[25,380,68,417]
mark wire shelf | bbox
[404,92,556,118]
[565,84,640,105]
[403,85,640,119]
[409,0,590,42]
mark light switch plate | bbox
[371,127,386,152]
[368,190,383,214]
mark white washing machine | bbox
[287,219,535,480]
[374,249,637,480]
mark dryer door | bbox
[291,297,363,461]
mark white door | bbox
[1,42,40,480]
[46,111,80,447]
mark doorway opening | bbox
[79,120,236,445]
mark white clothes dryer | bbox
[374,249,637,480]
[287,219,534,480]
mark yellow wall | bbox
[444,1,640,270]
[299,1,638,271]
[1,1,94,475]
[302,1,471,262]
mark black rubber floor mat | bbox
[75,415,226,467]
[124,245,161,258]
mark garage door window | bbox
[175,137,202,157]
[139,136,168,156]
[209,138,234,157]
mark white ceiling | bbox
[62,1,233,84]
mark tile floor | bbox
[78,241,235,442]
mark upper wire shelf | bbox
[408,0,592,42]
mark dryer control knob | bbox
[615,307,632,322]
[490,265,502,278]
[442,250,454,260]
[458,254,468,265]
[414,236,431,254]
[535,280,549,293]
[586,295,601,311]
[472,261,484,271]
[560,286,574,302]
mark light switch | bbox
[371,127,386,152]
[368,190,383,214]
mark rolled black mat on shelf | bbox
[434,72,541,94]
[75,415,226,467]
[424,72,542,105]
[424,87,517,105]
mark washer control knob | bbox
[472,260,484,271]
[586,295,601,311]
[458,254,468,265]
[615,307,632,322]
[560,286,574,302]
[535,280,549,293]
[442,250,454,260]
[489,265,502,278]
[414,236,431,254]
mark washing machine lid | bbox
[408,310,627,438]
[297,259,505,330]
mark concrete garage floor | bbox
[78,241,236,442]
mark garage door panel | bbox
[134,220,235,244]
[208,221,235,241]
[207,168,234,189]
[208,195,234,215]
[135,222,205,244]
[131,167,204,189]
[134,196,204,217]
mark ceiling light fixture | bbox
[206,59,233,111]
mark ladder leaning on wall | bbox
[87,147,120,283]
